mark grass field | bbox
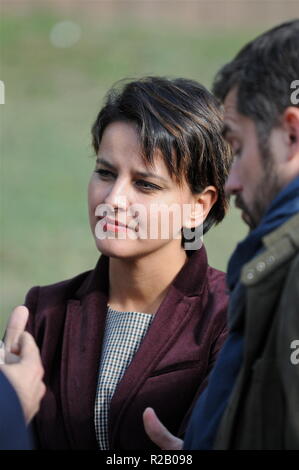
[0,9,258,337]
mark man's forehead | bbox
[223,88,239,119]
[222,87,250,135]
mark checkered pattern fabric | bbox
[95,305,154,450]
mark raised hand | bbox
[143,407,183,450]
[0,331,46,424]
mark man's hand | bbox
[0,331,46,424]
[1,306,46,424]
[143,407,183,450]
[4,305,29,354]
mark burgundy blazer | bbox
[25,246,228,450]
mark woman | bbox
[22,77,231,449]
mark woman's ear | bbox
[185,186,218,229]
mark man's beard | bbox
[236,150,281,231]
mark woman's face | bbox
[88,121,203,259]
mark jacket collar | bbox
[75,245,209,301]
[75,254,109,299]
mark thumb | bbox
[17,331,40,364]
[4,306,29,353]
[143,407,183,450]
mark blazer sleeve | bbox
[0,371,32,450]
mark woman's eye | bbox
[95,169,115,179]
[135,180,161,191]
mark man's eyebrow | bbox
[96,157,168,183]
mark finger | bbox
[143,407,183,450]
[18,331,41,365]
[4,306,29,352]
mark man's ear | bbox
[283,107,299,159]
[278,107,299,184]
[185,186,218,229]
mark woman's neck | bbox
[108,242,188,314]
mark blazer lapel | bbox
[60,255,109,449]
[109,246,209,447]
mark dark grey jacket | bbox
[215,213,299,450]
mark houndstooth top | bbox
[94,305,154,450]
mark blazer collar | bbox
[173,246,208,296]
[75,245,209,301]
[75,254,109,299]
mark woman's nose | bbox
[104,179,129,211]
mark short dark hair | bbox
[91,77,231,234]
[213,19,299,149]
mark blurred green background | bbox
[1,1,296,337]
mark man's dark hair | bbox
[91,76,231,235]
[213,19,299,151]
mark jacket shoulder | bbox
[24,268,93,311]
[241,213,299,286]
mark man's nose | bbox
[225,163,243,196]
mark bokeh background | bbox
[1,0,298,336]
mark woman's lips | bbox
[94,205,140,236]
[100,217,134,232]
[105,221,129,232]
